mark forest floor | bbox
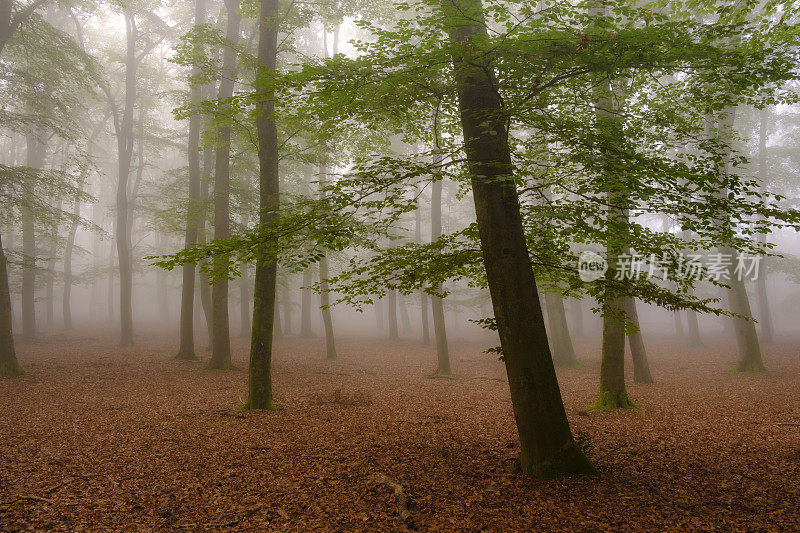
[1,331,799,531]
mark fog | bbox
[2,0,800,529]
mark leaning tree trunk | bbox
[244,0,279,409]
[0,233,23,377]
[175,0,207,360]
[625,297,653,384]
[207,0,241,370]
[443,0,593,477]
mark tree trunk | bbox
[299,268,313,337]
[443,0,593,477]
[0,233,23,377]
[22,132,45,341]
[240,262,251,338]
[755,108,774,343]
[175,0,206,360]
[687,309,702,347]
[430,170,450,373]
[386,289,399,341]
[282,278,292,335]
[319,256,337,360]
[713,113,765,373]
[415,199,431,345]
[244,0,279,409]
[207,0,241,370]
[198,145,213,350]
[544,292,578,367]
[318,164,337,360]
[63,195,79,330]
[625,297,653,384]
[114,9,137,347]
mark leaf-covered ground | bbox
[1,332,799,531]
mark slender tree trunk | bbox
[415,200,431,345]
[755,108,774,343]
[63,196,79,330]
[687,309,702,347]
[398,295,412,334]
[318,163,337,360]
[0,233,23,377]
[430,164,450,374]
[374,296,384,332]
[244,0,279,409]
[198,145,213,350]
[319,256,337,360]
[625,297,653,384]
[240,262,251,338]
[544,292,578,367]
[115,9,137,347]
[300,268,313,337]
[22,132,45,341]
[282,278,292,335]
[386,289,399,340]
[175,0,206,360]
[443,0,593,477]
[45,195,58,327]
[207,0,241,369]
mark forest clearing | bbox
[2,333,799,531]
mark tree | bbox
[207,0,241,370]
[243,0,279,410]
[442,0,595,477]
[175,0,207,361]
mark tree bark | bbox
[244,0,279,409]
[207,0,241,369]
[443,0,593,477]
